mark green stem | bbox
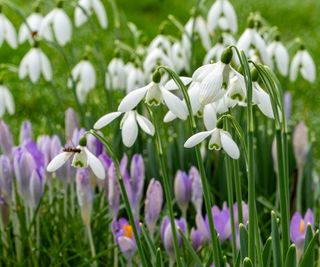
[89,130,148,267]
[296,166,304,212]
[147,107,182,267]
[233,159,243,224]
[86,224,97,267]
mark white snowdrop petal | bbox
[136,114,155,136]
[223,0,238,33]
[237,29,253,54]
[3,88,15,114]
[47,152,73,172]
[207,0,222,32]
[53,9,72,46]
[3,16,17,49]
[301,51,316,83]
[40,51,53,81]
[256,87,274,119]
[92,0,108,28]
[121,112,138,147]
[29,49,41,83]
[163,111,177,123]
[94,111,123,130]
[220,131,240,159]
[275,42,289,76]
[290,52,301,82]
[85,148,105,179]
[184,130,213,148]
[118,85,149,112]
[161,88,188,120]
[203,104,217,130]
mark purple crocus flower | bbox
[190,228,205,251]
[24,140,44,170]
[290,209,314,249]
[130,154,145,213]
[65,108,79,141]
[76,168,93,226]
[112,218,137,262]
[30,169,45,207]
[0,191,9,227]
[97,152,112,192]
[37,135,52,167]
[19,120,32,144]
[189,166,203,214]
[0,155,13,199]
[108,163,120,218]
[0,120,14,157]
[144,178,163,236]
[174,170,192,216]
[283,91,292,122]
[161,216,186,262]
[87,133,104,157]
[293,122,309,169]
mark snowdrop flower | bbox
[18,12,43,44]
[267,37,289,76]
[149,34,172,57]
[0,12,17,49]
[75,0,108,29]
[19,47,52,83]
[290,47,316,83]
[207,0,238,34]
[143,48,173,79]
[0,85,14,117]
[68,59,96,104]
[39,4,72,46]
[117,72,189,120]
[125,64,145,93]
[94,110,155,147]
[105,57,126,90]
[47,136,105,180]
[171,41,189,73]
[237,21,272,66]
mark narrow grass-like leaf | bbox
[243,257,254,267]
[262,237,272,267]
[156,248,164,267]
[239,223,248,262]
[140,223,157,262]
[299,230,319,267]
[178,228,202,267]
[271,211,282,267]
[303,224,313,252]
[284,244,296,267]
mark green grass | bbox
[0,0,319,164]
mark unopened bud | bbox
[152,70,161,83]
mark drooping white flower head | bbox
[290,48,316,83]
[171,41,189,73]
[0,12,17,49]
[18,12,43,44]
[0,85,15,117]
[68,59,96,104]
[19,47,52,83]
[75,0,108,29]
[105,57,126,90]
[47,136,105,180]
[267,38,289,76]
[39,5,72,46]
[149,34,172,58]
[94,110,155,148]
[207,0,238,34]
[125,64,145,93]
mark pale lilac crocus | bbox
[130,154,145,214]
[290,209,314,250]
[30,169,45,207]
[108,162,120,218]
[19,121,32,144]
[65,107,79,141]
[293,122,309,169]
[0,155,13,199]
[189,166,203,214]
[190,228,206,251]
[174,170,191,217]
[0,120,14,157]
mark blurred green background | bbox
[1,0,319,165]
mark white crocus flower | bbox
[68,59,96,104]
[118,77,189,120]
[105,57,126,90]
[18,12,43,44]
[267,40,289,76]
[0,12,17,49]
[237,27,272,66]
[47,141,105,180]
[94,111,155,147]
[290,48,316,83]
[39,7,72,46]
[207,0,238,34]
[19,47,52,83]
[75,0,108,29]
[126,65,145,93]
[0,85,15,117]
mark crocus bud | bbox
[19,120,32,144]
[189,166,203,214]
[108,163,120,218]
[65,108,79,141]
[0,120,14,157]
[283,91,292,121]
[0,155,13,199]
[293,122,309,168]
[174,170,191,215]
[76,169,93,226]
[190,228,205,251]
[130,154,145,213]
[87,134,103,156]
[144,178,163,235]
[37,135,52,166]
[97,153,112,191]
[30,169,45,207]
[24,141,44,170]
[50,135,62,160]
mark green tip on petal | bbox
[247,18,255,28]
[79,137,87,147]
[74,161,84,168]
[221,47,233,64]
[152,70,161,83]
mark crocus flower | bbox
[65,108,79,141]
[189,166,203,214]
[39,6,72,46]
[75,0,108,29]
[267,38,289,76]
[108,162,120,218]
[144,178,163,236]
[293,122,309,169]
[19,121,32,144]
[19,47,52,83]
[283,91,292,122]
[0,12,17,49]
[112,218,137,262]
[290,48,315,83]
[18,11,43,44]
[207,0,238,34]
[86,134,104,157]
[290,209,314,249]
[174,170,191,216]
[0,121,13,157]
[94,110,155,148]
[0,155,13,199]
[190,228,205,251]
[105,57,126,90]
[0,85,15,117]
[30,169,45,207]
[130,154,145,213]
[47,136,105,180]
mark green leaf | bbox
[299,230,319,267]
[239,223,248,262]
[284,244,296,267]
[243,257,253,267]
[271,211,282,267]
[156,248,164,267]
[234,252,241,267]
[178,228,202,267]
[303,224,313,252]
[140,223,157,262]
[262,237,272,267]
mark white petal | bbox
[75,0,91,27]
[290,52,301,82]
[255,86,274,119]
[29,49,41,83]
[136,113,155,136]
[161,88,188,120]
[40,50,52,81]
[237,29,253,54]
[3,88,15,114]
[184,130,213,148]
[163,111,177,123]
[47,152,72,172]
[118,85,149,112]
[53,9,72,46]
[94,111,123,130]
[85,148,105,179]
[164,77,192,91]
[121,112,138,147]
[223,0,238,33]
[3,16,17,48]
[207,0,222,32]
[275,42,289,76]
[92,0,108,28]
[203,104,217,130]
[220,131,240,159]
[301,51,316,83]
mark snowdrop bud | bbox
[293,122,309,168]
[152,70,161,83]
[108,163,120,218]
[19,121,32,144]
[30,170,45,207]
[76,169,93,226]
[130,154,145,209]
[189,166,203,213]
[174,171,191,215]
[144,178,163,235]
[283,91,292,122]
[65,108,79,141]
[251,67,259,82]
[190,228,205,251]
[0,120,14,157]
[220,47,233,64]
[0,155,13,199]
